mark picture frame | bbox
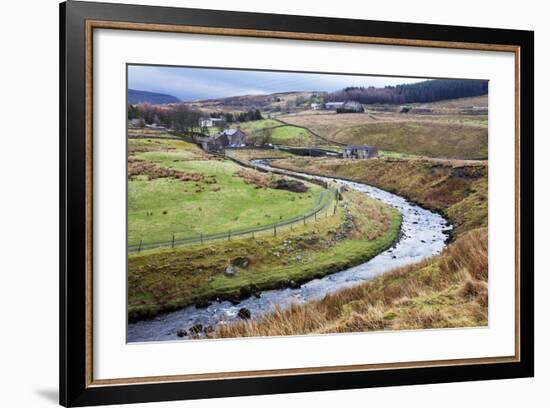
[60,1,534,406]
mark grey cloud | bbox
[128,65,424,101]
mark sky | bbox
[128,65,424,101]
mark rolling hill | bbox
[184,91,326,113]
[128,89,180,104]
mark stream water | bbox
[127,161,452,342]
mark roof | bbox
[211,128,244,140]
[220,128,244,136]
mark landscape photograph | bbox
[126,65,489,342]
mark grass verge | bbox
[215,227,488,338]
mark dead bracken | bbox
[235,168,308,192]
[214,228,488,338]
[234,168,273,188]
[128,156,215,183]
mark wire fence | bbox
[128,188,338,253]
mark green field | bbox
[128,139,325,245]
[225,148,294,162]
[230,119,317,146]
[233,119,281,132]
[127,137,402,319]
[128,188,401,319]
[205,127,220,135]
[269,126,315,145]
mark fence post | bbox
[172,234,175,248]
[201,233,203,245]
[274,225,277,237]
[228,230,231,241]
[252,231,255,240]
[290,222,293,231]
[303,215,306,225]
[138,239,142,253]
[314,212,317,221]
[334,205,337,215]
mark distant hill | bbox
[327,79,488,105]
[128,89,180,104]
[184,91,326,113]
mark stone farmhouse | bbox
[343,145,378,159]
[202,128,247,152]
[312,101,365,113]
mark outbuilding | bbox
[199,117,226,128]
[343,145,378,159]
[337,101,365,113]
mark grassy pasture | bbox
[225,148,294,162]
[280,112,377,139]
[423,94,488,109]
[128,137,203,159]
[269,125,316,146]
[333,121,487,159]
[233,119,281,132]
[279,103,488,159]
[127,139,324,246]
[205,127,221,135]
[128,189,401,319]
[230,119,318,146]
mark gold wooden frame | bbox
[84,20,522,388]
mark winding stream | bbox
[128,160,452,343]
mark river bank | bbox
[128,165,448,342]
[212,159,488,339]
[271,156,487,237]
[128,186,401,321]
[216,227,488,338]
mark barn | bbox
[337,101,365,113]
[343,145,378,159]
